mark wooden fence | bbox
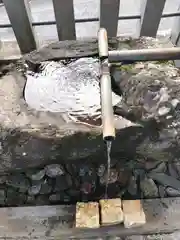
[1,0,180,54]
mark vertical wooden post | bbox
[3,0,36,54]
[100,0,120,37]
[52,0,76,40]
[139,0,166,37]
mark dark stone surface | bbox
[0,36,178,175]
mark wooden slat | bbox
[3,0,36,54]
[0,198,180,238]
[52,0,76,40]
[100,0,120,37]
[139,0,166,37]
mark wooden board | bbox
[99,198,123,226]
[76,202,100,228]
[122,200,146,228]
[0,198,180,239]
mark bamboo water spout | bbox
[98,28,115,141]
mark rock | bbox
[26,169,45,181]
[168,163,179,179]
[158,185,166,198]
[100,169,118,185]
[148,173,180,190]
[35,195,49,205]
[118,170,131,187]
[49,194,61,203]
[45,164,64,178]
[26,195,35,204]
[127,176,137,196]
[6,188,26,206]
[6,174,30,193]
[0,175,8,185]
[173,161,180,176]
[39,178,53,194]
[54,174,72,192]
[97,164,106,177]
[166,187,180,197]
[140,178,158,198]
[0,189,5,205]
[149,162,167,173]
[81,182,95,195]
[66,189,80,198]
[28,183,41,196]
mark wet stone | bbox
[54,174,72,192]
[49,193,61,203]
[28,183,41,196]
[127,176,137,196]
[26,169,45,181]
[6,188,26,206]
[140,178,158,198]
[97,164,106,177]
[149,162,167,173]
[100,169,118,185]
[35,195,50,205]
[173,161,180,176]
[159,185,166,198]
[81,181,95,195]
[0,175,8,184]
[0,189,5,205]
[6,174,30,193]
[26,195,35,204]
[39,178,53,194]
[166,187,180,197]
[45,164,64,178]
[168,163,179,179]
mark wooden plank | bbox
[52,0,76,40]
[122,200,146,228]
[76,202,100,228]
[139,0,166,37]
[3,0,36,54]
[0,198,180,238]
[100,0,120,37]
[99,198,123,226]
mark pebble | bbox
[140,178,158,198]
[6,174,30,193]
[26,169,45,181]
[45,164,64,178]
[166,187,180,197]
[148,172,180,190]
[28,183,41,196]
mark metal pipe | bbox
[109,47,180,62]
[98,28,115,141]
